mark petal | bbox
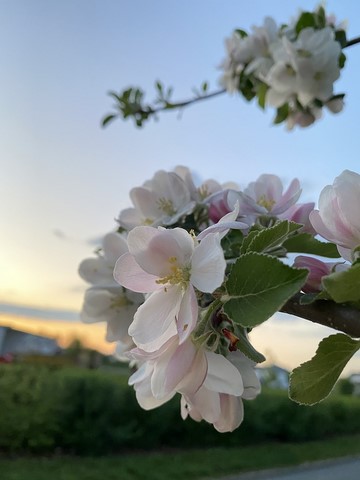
[177,286,198,343]
[78,257,114,286]
[128,226,194,277]
[204,351,244,396]
[178,347,208,396]
[227,351,261,400]
[272,178,301,215]
[102,232,128,266]
[151,339,196,398]
[128,286,182,349]
[114,253,160,293]
[214,394,244,433]
[187,386,221,424]
[191,234,226,293]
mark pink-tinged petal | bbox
[204,351,244,396]
[272,178,301,215]
[337,245,353,262]
[102,232,128,266]
[128,227,193,277]
[293,256,330,293]
[191,234,226,293]
[214,395,244,433]
[177,286,198,343]
[316,186,355,246]
[114,253,160,293]
[129,362,151,386]
[255,174,283,203]
[136,390,176,410]
[151,340,197,398]
[178,347,208,396]
[280,203,316,234]
[197,221,248,240]
[188,386,221,423]
[309,209,337,243]
[128,286,182,348]
[237,191,266,215]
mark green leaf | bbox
[239,229,261,255]
[235,29,248,38]
[295,12,316,35]
[289,334,360,405]
[273,103,289,124]
[223,253,308,328]
[234,326,266,363]
[335,30,347,49]
[257,83,269,110]
[315,6,326,28]
[243,220,302,255]
[322,263,360,303]
[283,233,340,258]
[338,52,346,69]
[201,81,208,93]
[101,114,117,127]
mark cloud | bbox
[0,302,79,322]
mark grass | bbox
[1,434,360,480]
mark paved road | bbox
[222,456,360,480]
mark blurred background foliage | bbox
[1,363,360,455]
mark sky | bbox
[1,0,360,372]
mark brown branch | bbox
[281,293,360,338]
[345,36,360,48]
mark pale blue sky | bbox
[1,0,360,369]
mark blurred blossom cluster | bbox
[219,5,347,129]
[79,166,360,431]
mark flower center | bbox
[157,197,176,216]
[257,195,276,211]
[111,294,132,309]
[156,256,191,287]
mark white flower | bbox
[114,226,226,351]
[79,232,128,288]
[128,337,208,409]
[237,174,301,217]
[181,351,261,432]
[310,170,360,261]
[118,170,196,230]
[79,231,142,344]
[219,17,278,92]
[174,165,232,202]
[266,27,341,108]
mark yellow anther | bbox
[257,195,276,211]
[156,257,191,287]
[157,197,176,216]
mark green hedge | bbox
[1,365,360,454]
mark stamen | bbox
[257,195,276,211]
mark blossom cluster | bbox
[79,166,360,431]
[220,5,347,129]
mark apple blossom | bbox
[293,256,348,293]
[114,225,226,351]
[181,350,261,432]
[79,231,142,344]
[279,202,316,234]
[118,170,196,230]
[237,174,301,217]
[310,170,360,261]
